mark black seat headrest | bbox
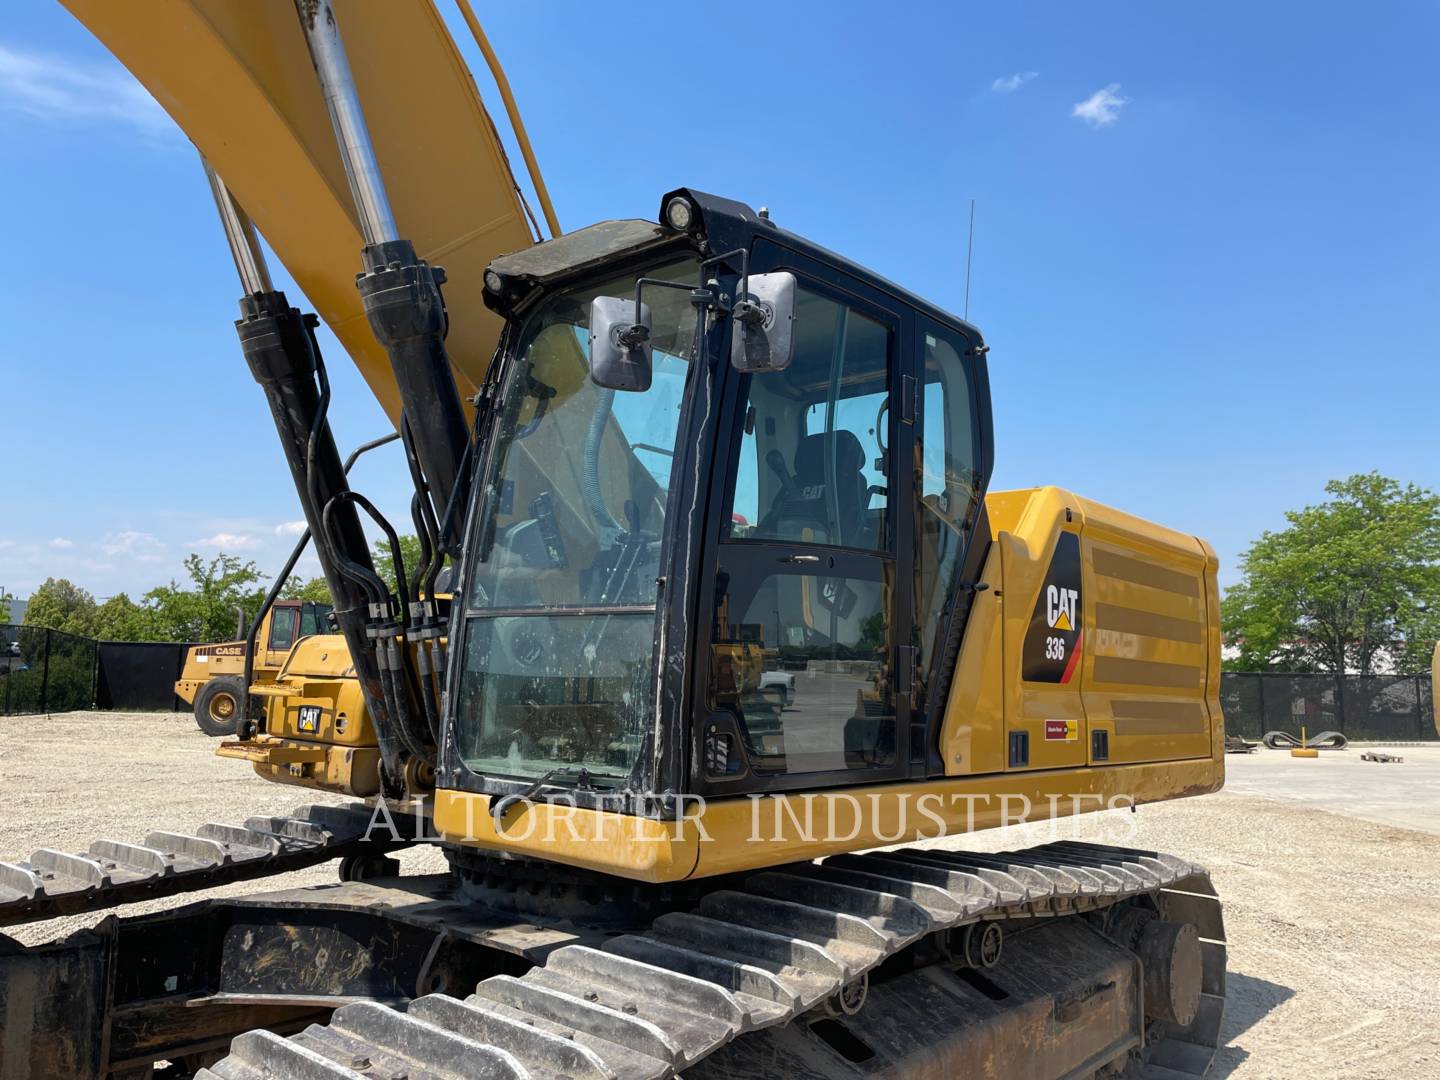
[794,431,865,482]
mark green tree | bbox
[0,589,12,623]
[91,593,157,642]
[280,576,333,603]
[372,534,427,593]
[1222,473,1440,675]
[22,577,98,636]
[142,554,268,643]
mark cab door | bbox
[694,246,916,796]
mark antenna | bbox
[964,198,976,320]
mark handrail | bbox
[452,0,562,239]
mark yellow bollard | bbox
[1291,724,1319,759]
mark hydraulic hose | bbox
[582,387,623,544]
[242,430,401,718]
[322,492,438,759]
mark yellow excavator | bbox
[176,598,334,735]
[0,4,1228,1078]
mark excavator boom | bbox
[60,0,541,422]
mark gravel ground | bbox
[4,711,1439,1079]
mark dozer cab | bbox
[176,599,334,735]
[0,4,1228,1078]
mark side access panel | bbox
[1077,497,1218,766]
[996,488,1088,772]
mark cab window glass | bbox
[298,603,332,637]
[916,329,981,692]
[709,563,895,775]
[724,290,890,552]
[268,609,298,651]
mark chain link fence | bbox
[0,624,98,715]
[1221,671,1435,742]
[1,624,197,715]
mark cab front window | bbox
[456,257,699,784]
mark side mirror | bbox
[730,272,797,373]
[588,296,653,391]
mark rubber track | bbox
[197,841,1227,1080]
[0,803,411,927]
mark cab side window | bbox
[268,608,298,651]
[916,327,981,696]
[724,289,890,552]
[298,602,332,637]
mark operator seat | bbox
[761,431,871,548]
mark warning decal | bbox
[1044,719,1079,741]
[1022,530,1084,683]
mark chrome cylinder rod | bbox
[292,0,400,246]
[201,157,273,296]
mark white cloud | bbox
[1072,84,1131,127]
[194,531,261,551]
[991,72,1038,94]
[274,521,308,537]
[99,530,167,562]
[0,41,174,140]
[49,537,74,549]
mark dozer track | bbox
[0,803,417,927]
[196,841,1226,1080]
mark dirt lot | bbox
[3,711,1439,1079]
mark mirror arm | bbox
[629,275,698,341]
[697,247,751,316]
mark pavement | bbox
[1222,742,1440,835]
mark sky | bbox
[1,0,1437,603]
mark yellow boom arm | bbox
[60,0,542,422]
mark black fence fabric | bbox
[96,641,195,712]
[0,624,97,715]
[1,624,197,715]
[1221,672,1436,742]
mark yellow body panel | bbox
[941,487,1223,774]
[433,754,1222,884]
[1077,495,1219,766]
[230,633,382,796]
[996,488,1089,772]
[938,544,1006,775]
[434,792,699,883]
[61,0,535,423]
[261,635,371,745]
[219,736,381,797]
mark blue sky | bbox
[1,1,1436,601]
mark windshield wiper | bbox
[520,764,599,796]
[491,765,611,826]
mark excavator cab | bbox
[444,190,993,813]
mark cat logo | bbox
[1046,585,1079,632]
[1023,531,1083,684]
